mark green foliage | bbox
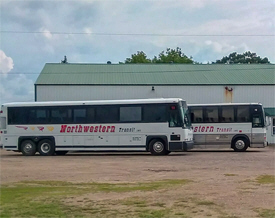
[125,51,151,63]
[213,51,270,64]
[152,47,193,64]
[124,47,193,64]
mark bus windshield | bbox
[180,101,191,128]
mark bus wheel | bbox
[55,151,68,156]
[149,139,167,155]
[38,139,55,156]
[21,140,37,156]
[232,138,249,152]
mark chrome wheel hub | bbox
[235,140,245,150]
[153,142,164,152]
[24,143,33,152]
[41,143,50,153]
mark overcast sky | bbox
[0,0,274,105]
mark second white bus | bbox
[0,98,193,156]
[189,103,267,151]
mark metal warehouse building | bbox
[35,63,275,144]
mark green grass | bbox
[196,200,216,206]
[224,174,237,177]
[138,209,171,218]
[255,208,275,218]
[256,175,275,184]
[1,178,255,218]
[0,179,191,218]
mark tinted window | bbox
[236,106,250,122]
[251,105,264,128]
[190,107,203,123]
[169,106,182,127]
[8,107,28,124]
[221,106,234,122]
[50,107,72,124]
[143,105,166,122]
[252,114,263,128]
[73,107,95,123]
[120,106,142,122]
[8,107,50,124]
[96,106,119,123]
[205,107,218,122]
[74,108,86,123]
[31,109,49,124]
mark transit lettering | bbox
[60,125,115,133]
[193,126,214,133]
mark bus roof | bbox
[188,103,263,107]
[1,98,184,107]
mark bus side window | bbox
[51,108,71,124]
[191,107,203,123]
[143,105,166,122]
[120,106,142,122]
[96,106,119,123]
[236,106,250,122]
[74,108,86,123]
[221,106,234,123]
[204,107,218,123]
[190,112,194,123]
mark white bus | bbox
[0,98,193,156]
[189,103,267,151]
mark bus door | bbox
[251,105,265,145]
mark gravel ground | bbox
[1,146,274,217]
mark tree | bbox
[125,51,151,63]
[152,47,193,64]
[213,51,270,64]
[124,47,193,64]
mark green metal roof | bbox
[35,63,275,85]
[264,108,275,116]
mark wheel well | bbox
[146,136,168,151]
[231,135,250,148]
[18,136,55,152]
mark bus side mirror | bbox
[265,116,271,127]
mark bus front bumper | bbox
[168,141,194,152]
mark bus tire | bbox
[21,140,37,156]
[55,151,68,156]
[149,139,167,155]
[232,137,249,152]
[38,139,55,156]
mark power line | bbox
[0,31,274,37]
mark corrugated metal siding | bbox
[36,85,275,107]
[35,63,275,85]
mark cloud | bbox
[0,50,14,76]
[84,27,93,35]
[0,50,34,105]
[0,73,34,105]
[188,40,250,63]
[39,27,53,39]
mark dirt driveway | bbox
[1,146,274,217]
